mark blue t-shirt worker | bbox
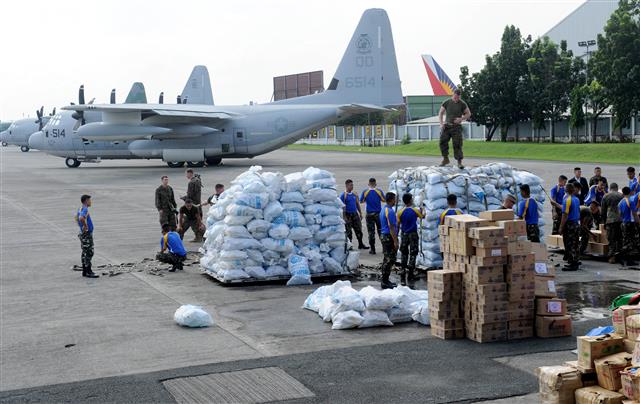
[517,184,540,242]
[77,194,98,278]
[560,183,581,271]
[340,179,368,250]
[397,193,424,286]
[617,187,639,267]
[157,223,187,272]
[378,192,399,290]
[359,177,386,255]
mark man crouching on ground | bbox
[157,224,187,272]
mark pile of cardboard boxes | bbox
[537,305,640,403]
[545,224,609,256]
[430,209,572,342]
[427,270,464,339]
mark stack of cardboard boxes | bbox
[427,269,464,339]
[586,224,609,256]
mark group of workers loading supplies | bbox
[74,89,638,283]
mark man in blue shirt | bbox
[77,194,99,278]
[517,184,539,242]
[379,192,398,289]
[550,175,567,234]
[439,194,463,225]
[340,179,368,250]
[627,167,638,195]
[618,187,639,266]
[157,224,188,272]
[360,178,386,255]
[559,183,581,271]
[397,193,423,286]
[585,179,607,206]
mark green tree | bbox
[569,85,586,142]
[592,0,640,135]
[459,59,501,141]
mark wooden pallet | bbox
[203,270,353,285]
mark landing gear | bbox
[206,156,222,166]
[166,161,185,168]
[20,146,30,152]
[65,157,81,168]
[1,142,7,147]
[187,161,205,168]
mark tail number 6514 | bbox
[344,76,375,88]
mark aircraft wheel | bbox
[20,146,30,152]
[167,161,185,168]
[65,158,81,168]
[1,142,7,147]
[206,157,222,166]
[187,161,205,168]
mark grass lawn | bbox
[287,141,639,165]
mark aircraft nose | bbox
[0,130,7,142]
[29,131,44,150]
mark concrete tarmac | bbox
[0,147,636,402]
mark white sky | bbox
[0,0,587,119]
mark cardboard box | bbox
[496,219,526,236]
[547,235,565,249]
[429,289,462,301]
[509,303,535,321]
[621,366,640,401]
[464,265,505,284]
[466,254,507,266]
[613,307,640,337]
[466,327,507,343]
[445,214,490,230]
[430,318,465,330]
[505,270,535,285]
[465,282,507,295]
[508,240,533,255]
[531,242,549,261]
[565,360,598,376]
[577,335,625,370]
[429,300,462,314]
[534,261,556,277]
[508,288,536,303]
[590,229,605,244]
[479,210,516,221]
[536,315,573,338]
[466,309,509,324]
[537,366,583,404]
[508,328,534,340]
[629,315,640,342]
[536,298,568,316]
[599,224,608,241]
[535,277,558,297]
[449,228,475,256]
[465,291,509,305]
[508,253,535,266]
[465,299,509,314]
[509,318,534,329]
[574,386,625,403]
[438,225,449,236]
[594,352,633,391]
[587,242,609,256]
[431,326,464,340]
[468,226,505,240]
[428,270,462,284]
[633,337,640,365]
[472,247,508,258]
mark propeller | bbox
[71,85,86,125]
[177,95,182,104]
[159,92,164,104]
[183,96,188,104]
[35,106,45,130]
[50,107,56,116]
[110,88,116,104]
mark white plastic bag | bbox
[386,306,413,323]
[323,256,343,274]
[280,191,305,203]
[246,219,271,234]
[331,287,365,313]
[410,300,430,325]
[245,266,267,279]
[269,224,291,239]
[358,310,393,328]
[263,201,284,222]
[174,305,213,328]
[346,251,360,270]
[286,254,312,286]
[359,286,399,310]
[331,310,364,330]
[265,265,289,277]
[289,227,312,240]
[224,225,252,239]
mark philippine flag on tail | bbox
[421,54,457,96]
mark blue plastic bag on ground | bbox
[585,325,615,336]
[174,305,213,328]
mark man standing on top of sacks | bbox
[438,89,471,169]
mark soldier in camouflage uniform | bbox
[560,183,581,271]
[618,187,639,266]
[184,169,203,214]
[579,204,596,255]
[379,192,398,289]
[76,194,98,278]
[397,193,423,286]
[601,183,623,263]
[340,179,368,249]
[155,175,177,229]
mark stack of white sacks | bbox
[303,280,430,329]
[389,163,546,269]
[200,166,359,284]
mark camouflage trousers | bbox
[605,222,623,258]
[380,234,397,278]
[562,221,580,264]
[526,224,540,243]
[552,207,562,235]
[400,231,419,270]
[179,218,204,241]
[366,212,382,248]
[78,232,94,268]
[579,226,592,255]
[439,124,463,161]
[621,222,640,258]
[344,212,363,243]
[156,252,186,269]
[159,209,177,230]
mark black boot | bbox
[407,267,417,282]
[83,264,99,278]
[400,266,407,286]
[357,239,369,250]
[169,264,177,272]
[381,274,397,289]
[369,246,376,255]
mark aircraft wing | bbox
[60,103,240,141]
[338,104,393,114]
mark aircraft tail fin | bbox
[125,82,147,103]
[275,9,403,107]
[421,54,457,96]
[180,65,214,105]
